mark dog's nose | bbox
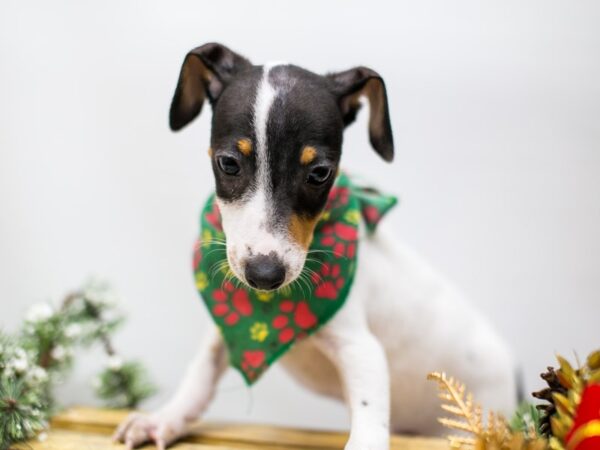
[244,254,286,291]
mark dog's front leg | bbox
[313,303,390,450]
[114,326,227,449]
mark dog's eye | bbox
[306,166,332,186]
[217,155,240,176]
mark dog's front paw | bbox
[113,411,187,449]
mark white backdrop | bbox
[1,0,599,431]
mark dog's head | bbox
[171,43,394,291]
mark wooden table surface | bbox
[19,407,449,450]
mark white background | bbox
[1,0,599,431]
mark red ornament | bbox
[565,384,600,450]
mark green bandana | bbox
[193,173,397,384]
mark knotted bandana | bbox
[193,173,397,384]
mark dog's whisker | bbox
[303,269,322,285]
[204,247,227,258]
[303,258,322,269]
[233,275,243,288]
[294,275,308,299]
[210,259,228,274]
[208,259,226,277]
[293,265,315,295]
[201,240,227,248]
[221,269,235,290]
[307,249,334,256]
[304,255,326,264]
[288,277,302,298]
[300,264,320,280]
[297,272,312,296]
[209,259,231,281]
[303,269,317,289]
[224,267,238,286]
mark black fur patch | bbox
[265,65,343,228]
[210,66,261,202]
[169,43,395,231]
[210,65,344,232]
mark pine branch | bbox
[0,339,49,450]
[1,278,157,448]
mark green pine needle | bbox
[510,401,543,437]
[0,377,47,450]
[94,360,156,409]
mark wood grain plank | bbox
[26,407,449,450]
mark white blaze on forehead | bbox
[217,63,306,286]
[219,65,281,245]
[252,62,282,195]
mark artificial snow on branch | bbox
[0,278,156,450]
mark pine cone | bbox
[532,366,568,436]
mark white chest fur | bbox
[281,223,517,435]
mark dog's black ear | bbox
[170,43,251,131]
[327,67,394,162]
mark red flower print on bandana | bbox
[362,205,381,226]
[211,282,253,326]
[272,300,317,344]
[326,186,350,209]
[240,350,267,381]
[205,201,223,232]
[312,262,345,300]
[320,222,358,258]
[192,239,202,271]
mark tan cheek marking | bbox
[208,147,213,158]
[289,213,319,249]
[237,138,253,156]
[300,146,317,165]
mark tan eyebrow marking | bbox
[300,146,317,165]
[236,138,253,156]
[207,147,213,157]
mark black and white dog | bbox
[115,43,517,450]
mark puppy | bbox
[115,43,517,450]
